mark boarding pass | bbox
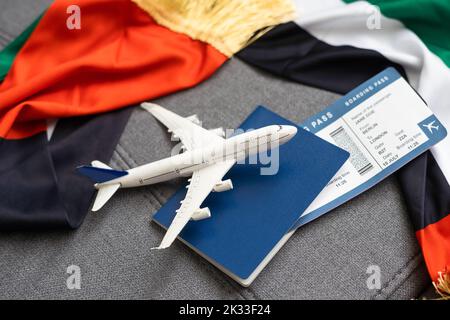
[293,67,447,228]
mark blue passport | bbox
[153,106,349,285]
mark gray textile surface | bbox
[0,1,433,300]
[0,0,49,45]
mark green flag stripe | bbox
[0,15,42,81]
[344,0,450,67]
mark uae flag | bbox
[0,0,294,229]
[238,0,450,296]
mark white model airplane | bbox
[77,103,297,249]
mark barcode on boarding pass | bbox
[330,126,373,175]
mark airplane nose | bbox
[279,125,297,144]
[286,125,297,137]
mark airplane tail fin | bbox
[76,161,127,211]
[76,161,128,184]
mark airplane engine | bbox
[213,179,233,192]
[170,132,180,142]
[185,114,201,126]
[209,127,225,138]
[191,207,211,221]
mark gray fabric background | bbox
[0,0,435,299]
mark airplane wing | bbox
[141,102,224,150]
[153,159,236,249]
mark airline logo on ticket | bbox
[293,67,447,229]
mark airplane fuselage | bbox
[76,103,299,248]
[97,125,296,189]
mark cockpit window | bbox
[277,125,282,132]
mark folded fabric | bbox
[344,0,450,67]
[0,0,296,231]
[0,0,227,139]
[0,14,41,81]
[132,0,296,57]
[238,0,450,295]
[0,0,227,229]
[0,21,131,228]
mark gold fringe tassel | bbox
[433,271,450,300]
[132,0,297,57]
